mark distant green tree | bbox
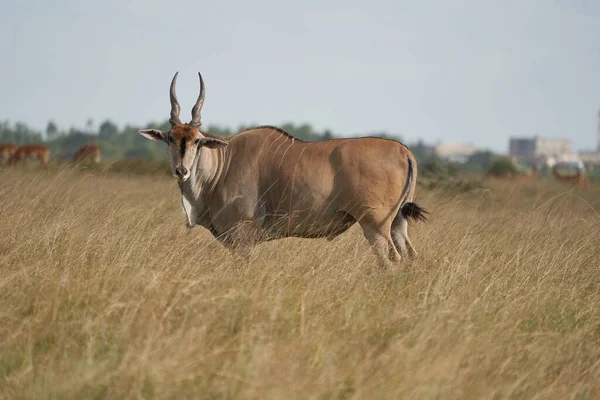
[45,121,59,140]
[410,139,437,163]
[0,121,14,143]
[280,122,326,141]
[487,157,517,177]
[98,120,118,140]
[322,129,334,140]
[124,146,155,159]
[49,129,94,160]
[0,118,445,165]
[206,124,233,137]
[11,122,43,144]
[85,118,94,134]
[466,151,496,170]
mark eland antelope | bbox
[138,72,427,266]
[72,145,102,165]
[8,145,51,167]
[0,144,18,166]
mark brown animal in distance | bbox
[72,145,101,165]
[8,145,51,168]
[137,72,428,267]
[552,164,590,189]
[0,144,18,166]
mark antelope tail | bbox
[399,155,428,222]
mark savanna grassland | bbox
[1,166,599,399]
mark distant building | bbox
[509,136,572,163]
[434,143,479,163]
[578,151,600,166]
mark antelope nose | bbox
[175,167,188,178]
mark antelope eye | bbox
[194,139,201,145]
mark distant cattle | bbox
[0,144,18,166]
[137,72,428,267]
[72,145,101,165]
[8,145,51,168]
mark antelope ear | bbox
[138,129,165,142]
[199,138,228,149]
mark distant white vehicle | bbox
[545,155,584,171]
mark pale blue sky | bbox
[1,0,599,152]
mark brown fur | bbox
[151,124,425,266]
[169,125,203,142]
[168,125,225,157]
[139,74,426,267]
[72,145,102,164]
[8,145,51,167]
[0,144,18,165]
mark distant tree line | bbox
[8,118,551,180]
[0,119,436,162]
[10,118,588,179]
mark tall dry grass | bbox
[0,167,599,399]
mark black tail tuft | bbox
[400,202,429,222]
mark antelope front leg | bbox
[227,222,269,264]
